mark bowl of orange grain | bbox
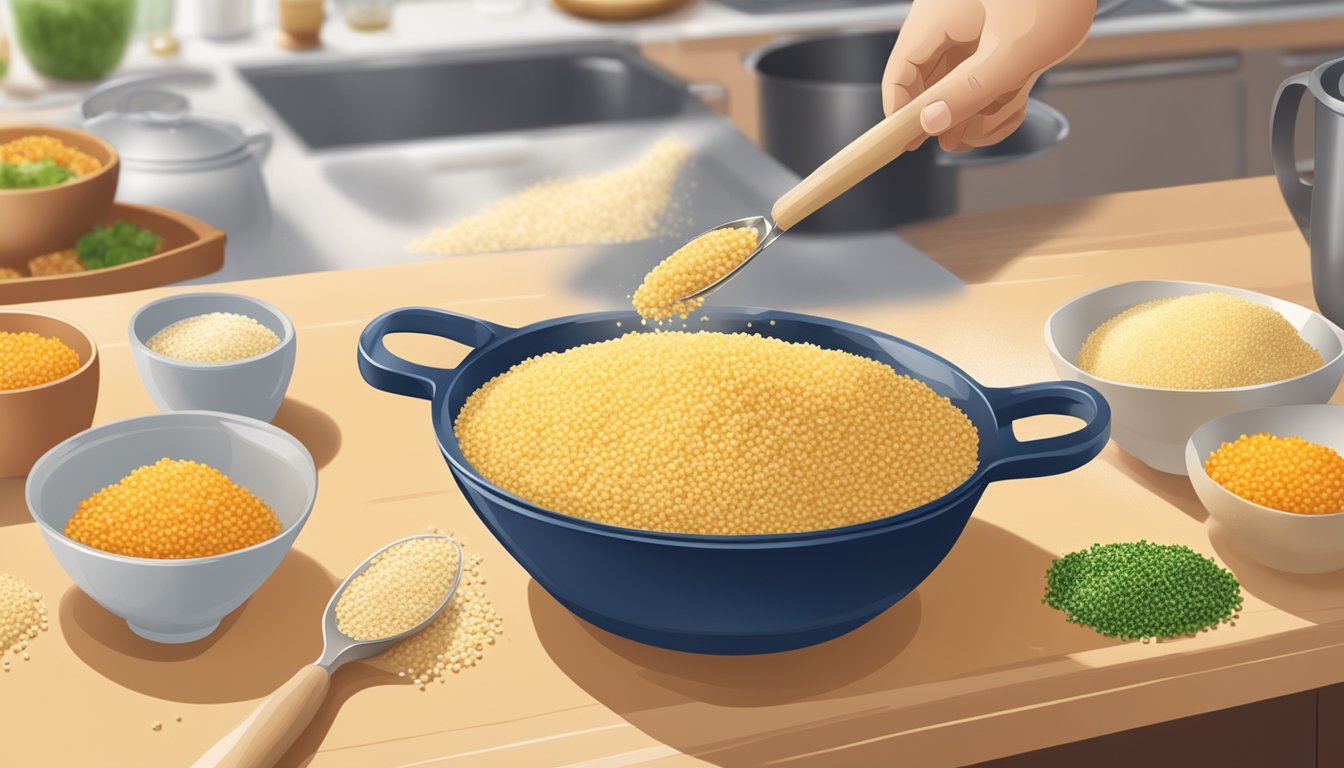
[0,124,120,265]
[0,311,99,477]
[26,411,317,643]
[1187,404,1344,574]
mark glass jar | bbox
[11,0,136,81]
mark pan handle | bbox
[981,381,1111,482]
[358,307,512,401]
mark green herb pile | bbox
[76,222,163,269]
[1043,541,1243,641]
[0,158,76,189]
[11,0,135,81]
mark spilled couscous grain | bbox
[408,138,692,255]
[64,458,281,559]
[1077,293,1322,389]
[454,331,979,535]
[0,573,48,672]
[147,312,280,363]
[375,542,503,689]
[632,226,759,321]
[0,331,80,390]
[1204,433,1344,515]
[335,537,460,641]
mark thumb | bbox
[918,48,1015,136]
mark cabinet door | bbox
[957,53,1244,212]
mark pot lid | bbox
[85,89,247,164]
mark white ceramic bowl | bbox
[1046,280,1344,474]
[26,411,317,643]
[129,292,296,422]
[1187,404,1344,574]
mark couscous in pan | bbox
[358,306,1111,654]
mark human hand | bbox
[882,0,1095,152]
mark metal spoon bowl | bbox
[676,215,782,304]
[317,533,464,670]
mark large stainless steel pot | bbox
[750,29,1068,231]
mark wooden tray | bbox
[0,202,225,304]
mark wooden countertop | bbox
[4,175,1344,768]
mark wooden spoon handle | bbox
[771,94,933,232]
[192,664,330,768]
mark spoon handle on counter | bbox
[192,664,331,768]
[770,94,933,232]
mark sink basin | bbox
[239,43,703,150]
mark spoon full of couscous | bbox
[192,535,462,768]
[635,93,932,320]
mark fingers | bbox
[945,90,1030,150]
[918,46,1021,139]
[882,17,963,116]
[969,107,1028,147]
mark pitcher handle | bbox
[1271,72,1313,238]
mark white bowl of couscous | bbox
[26,411,317,643]
[1046,280,1344,475]
[129,292,296,422]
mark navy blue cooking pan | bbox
[358,306,1110,655]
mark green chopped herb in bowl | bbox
[0,158,77,189]
[76,221,163,269]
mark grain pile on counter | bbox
[377,544,503,690]
[64,458,281,558]
[1204,433,1344,515]
[633,226,759,320]
[1043,541,1243,641]
[408,137,692,255]
[335,536,460,641]
[146,312,280,363]
[0,331,80,390]
[455,331,980,535]
[0,573,48,671]
[1077,293,1322,388]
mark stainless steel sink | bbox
[238,43,705,150]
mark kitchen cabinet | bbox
[971,689,1320,768]
[958,53,1246,211]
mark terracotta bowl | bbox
[0,124,120,268]
[0,311,100,477]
